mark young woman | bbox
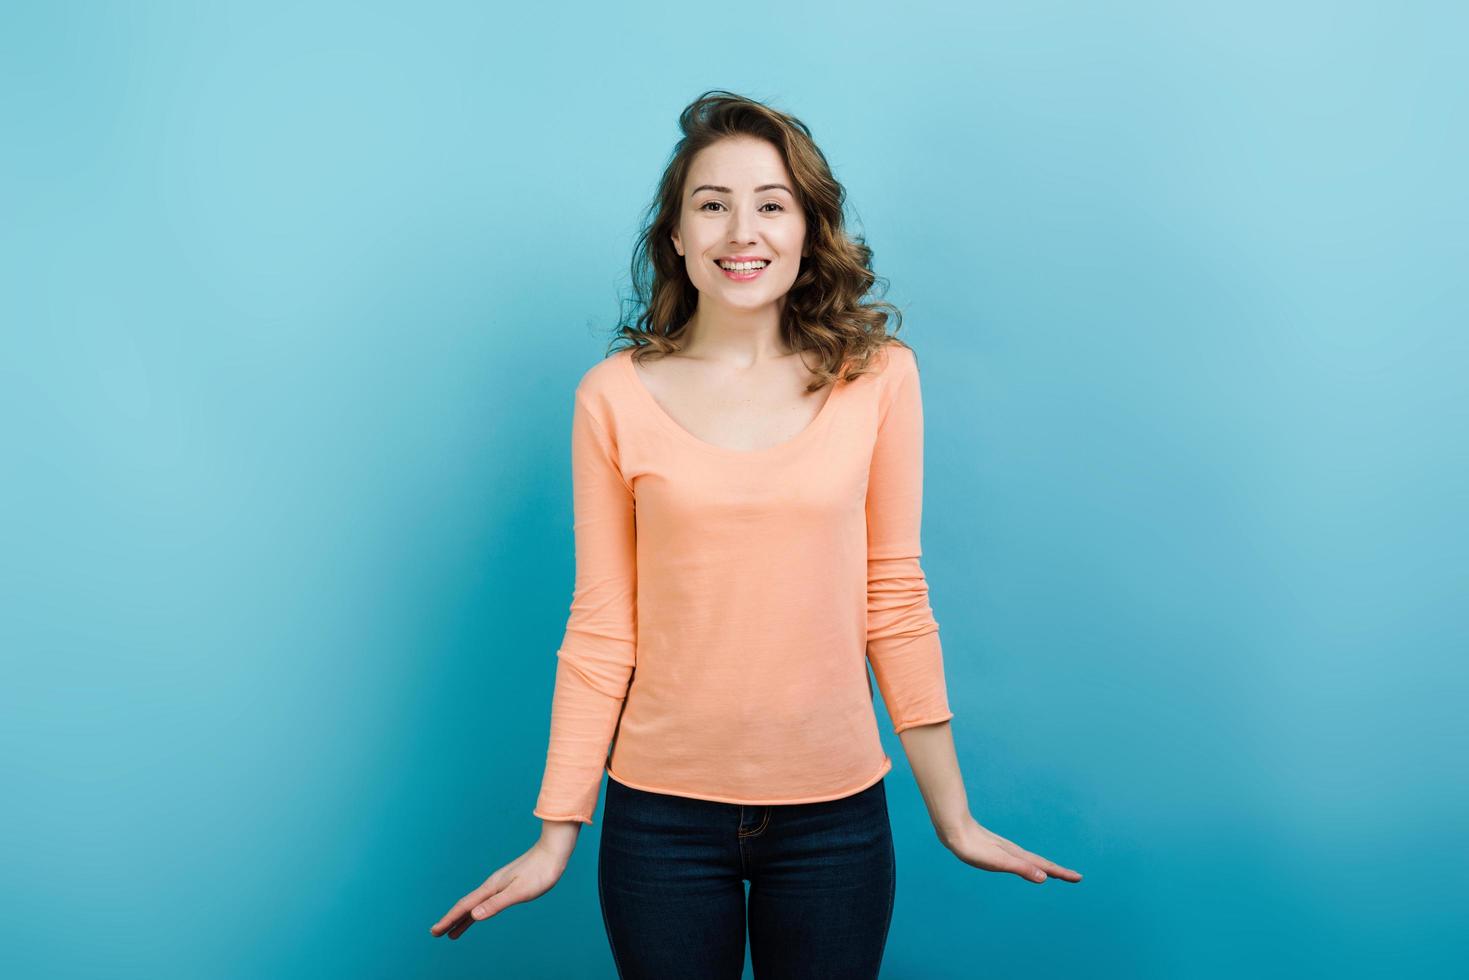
[432,90,1082,976]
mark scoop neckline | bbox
[618,347,843,459]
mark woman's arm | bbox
[430,382,635,941]
[532,383,638,836]
[900,718,1083,884]
[867,349,1081,884]
[896,719,969,843]
[865,346,956,741]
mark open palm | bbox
[942,814,1083,884]
[429,842,569,941]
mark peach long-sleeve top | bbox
[532,341,953,824]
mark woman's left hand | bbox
[938,814,1083,884]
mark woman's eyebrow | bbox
[689,183,793,197]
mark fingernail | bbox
[472,906,485,917]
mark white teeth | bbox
[718,259,768,271]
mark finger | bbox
[433,905,475,939]
[984,832,1082,883]
[999,842,1083,882]
[433,899,478,937]
[432,867,519,935]
[449,879,520,940]
[430,909,463,937]
[992,851,1048,883]
[468,874,526,922]
[1027,854,1082,881]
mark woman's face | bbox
[671,136,808,313]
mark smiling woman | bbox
[611,90,912,388]
[431,89,1080,974]
[669,136,812,327]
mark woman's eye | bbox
[698,201,785,212]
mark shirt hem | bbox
[603,755,894,807]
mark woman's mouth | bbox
[714,259,770,281]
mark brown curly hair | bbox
[607,89,912,391]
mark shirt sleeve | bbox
[532,385,637,824]
[865,347,955,734]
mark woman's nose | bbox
[727,210,757,243]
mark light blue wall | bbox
[3,2,1463,977]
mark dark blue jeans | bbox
[597,772,896,979]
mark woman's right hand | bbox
[429,826,580,940]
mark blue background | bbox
[3,2,1464,977]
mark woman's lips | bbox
[714,259,769,281]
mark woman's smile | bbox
[715,258,770,281]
